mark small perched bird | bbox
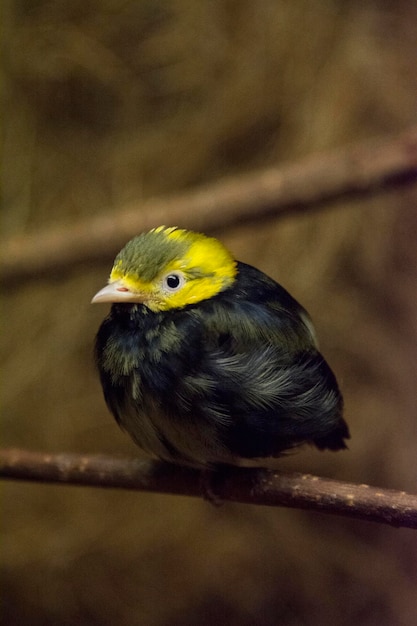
[92,226,349,468]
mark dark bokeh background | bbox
[2,2,417,624]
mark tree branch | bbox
[1,448,416,528]
[2,126,417,285]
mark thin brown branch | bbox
[1,448,416,528]
[2,126,417,285]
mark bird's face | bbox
[92,226,237,312]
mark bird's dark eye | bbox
[167,275,180,289]
[163,272,185,292]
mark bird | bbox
[92,226,349,468]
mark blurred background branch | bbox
[1,448,417,529]
[1,125,417,285]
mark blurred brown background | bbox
[2,1,417,624]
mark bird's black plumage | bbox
[95,260,349,467]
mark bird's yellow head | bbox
[92,226,237,312]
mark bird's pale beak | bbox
[91,280,146,304]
